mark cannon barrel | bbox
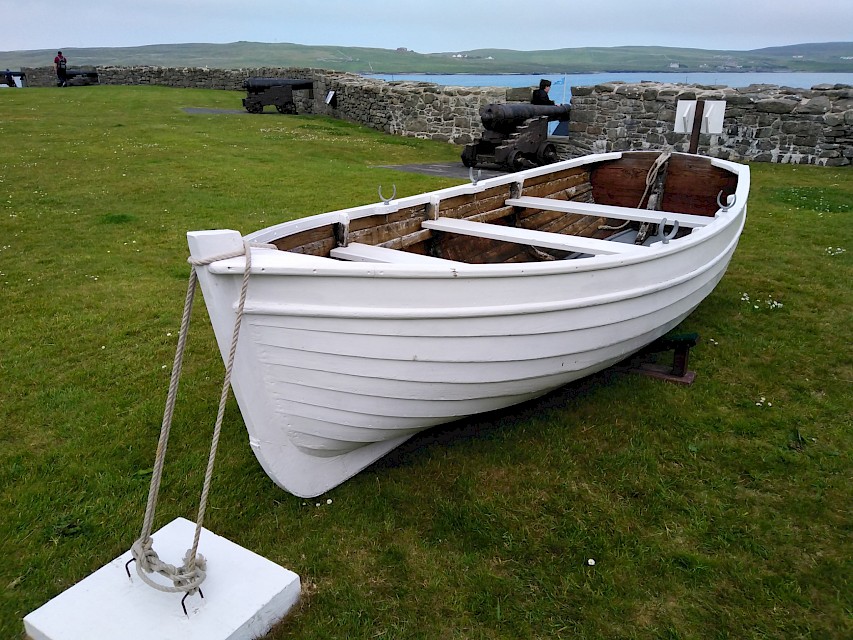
[243,77,313,92]
[480,103,571,132]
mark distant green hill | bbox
[2,41,852,74]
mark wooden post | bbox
[688,99,705,154]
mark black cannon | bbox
[242,77,314,114]
[65,69,100,86]
[2,70,25,87]
[461,102,570,171]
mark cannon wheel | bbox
[245,102,263,114]
[276,103,296,115]
[507,150,527,172]
[506,149,536,171]
[461,145,478,168]
[536,142,559,165]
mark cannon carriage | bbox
[65,69,99,86]
[2,70,25,87]
[462,102,570,171]
[242,77,314,114]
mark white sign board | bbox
[674,100,726,134]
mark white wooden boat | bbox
[188,151,749,497]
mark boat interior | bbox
[267,152,739,265]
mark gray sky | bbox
[2,0,851,52]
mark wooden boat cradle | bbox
[260,151,737,264]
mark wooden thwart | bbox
[505,197,714,228]
[331,242,462,264]
[422,217,639,255]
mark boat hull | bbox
[187,152,748,497]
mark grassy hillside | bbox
[1,41,852,73]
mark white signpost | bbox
[675,100,727,135]
[675,99,727,153]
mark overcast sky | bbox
[2,0,851,53]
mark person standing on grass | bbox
[54,51,67,87]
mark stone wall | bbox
[20,66,853,165]
[311,72,521,144]
[562,82,853,166]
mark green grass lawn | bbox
[1,86,850,639]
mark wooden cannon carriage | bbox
[462,102,571,171]
[65,69,99,86]
[242,78,314,114]
[2,70,25,87]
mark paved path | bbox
[379,162,509,180]
[183,107,248,115]
[182,108,511,180]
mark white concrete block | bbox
[23,517,301,640]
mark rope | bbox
[130,240,274,594]
[638,148,672,210]
[599,148,673,232]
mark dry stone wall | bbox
[20,65,853,165]
[562,81,853,166]
[312,72,513,143]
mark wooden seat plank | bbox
[505,196,712,228]
[331,242,462,264]
[422,218,638,255]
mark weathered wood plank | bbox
[506,197,713,228]
[423,218,639,255]
[589,153,658,208]
[521,166,590,191]
[272,225,335,253]
[662,154,737,215]
[275,236,336,256]
[349,216,426,246]
[440,188,515,220]
[378,228,433,251]
[434,232,529,264]
[347,204,429,233]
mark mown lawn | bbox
[1,85,850,639]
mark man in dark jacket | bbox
[531,79,555,105]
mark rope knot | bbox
[130,537,162,574]
[130,536,207,595]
